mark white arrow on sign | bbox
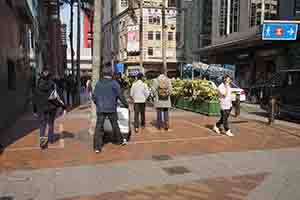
[266,26,271,36]
[287,28,295,36]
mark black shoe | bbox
[121,139,128,146]
[40,138,48,149]
[164,122,169,131]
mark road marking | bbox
[181,120,212,131]
[129,135,226,145]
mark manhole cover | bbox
[0,197,14,200]
[163,166,191,175]
[152,155,172,161]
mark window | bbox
[296,0,300,16]
[148,16,153,24]
[121,0,127,7]
[168,0,181,8]
[168,32,173,41]
[5,0,13,9]
[156,31,161,40]
[149,15,160,25]
[148,31,154,40]
[168,0,176,7]
[219,0,227,36]
[219,0,240,36]
[7,59,16,90]
[156,16,161,24]
[148,47,153,56]
[249,0,279,27]
[176,32,181,42]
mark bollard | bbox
[235,93,241,117]
[268,96,276,125]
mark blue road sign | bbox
[115,63,124,74]
[263,23,298,40]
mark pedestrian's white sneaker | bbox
[213,125,221,134]
[225,130,234,137]
[121,138,128,146]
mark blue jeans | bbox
[156,108,169,128]
[39,111,56,142]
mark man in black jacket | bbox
[34,68,66,149]
[93,71,129,153]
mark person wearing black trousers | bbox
[130,73,150,133]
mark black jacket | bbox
[34,77,65,113]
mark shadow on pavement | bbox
[249,111,269,118]
[0,114,39,154]
[231,120,249,124]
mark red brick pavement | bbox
[62,173,267,200]
[1,105,300,173]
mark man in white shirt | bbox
[213,75,234,137]
[130,73,150,133]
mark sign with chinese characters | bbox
[127,25,140,52]
[263,22,298,40]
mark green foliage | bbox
[171,79,218,102]
[123,77,218,103]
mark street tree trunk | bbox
[89,0,102,135]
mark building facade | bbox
[0,0,38,130]
[195,0,300,89]
[191,0,213,62]
[102,0,187,77]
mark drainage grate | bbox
[0,197,14,200]
[152,155,173,161]
[163,166,191,175]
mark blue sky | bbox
[61,3,84,48]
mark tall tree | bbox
[89,0,102,135]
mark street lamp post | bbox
[139,0,144,72]
[162,0,167,75]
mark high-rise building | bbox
[194,0,300,89]
[0,0,39,129]
[102,0,186,77]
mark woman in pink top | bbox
[213,75,234,137]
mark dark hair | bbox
[137,73,144,80]
[223,74,232,82]
[43,67,50,72]
[159,68,165,75]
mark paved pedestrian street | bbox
[1,104,300,200]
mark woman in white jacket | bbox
[130,73,150,133]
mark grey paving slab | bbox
[1,148,300,200]
[247,171,289,200]
[54,166,101,199]
[274,171,300,200]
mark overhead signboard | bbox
[127,25,140,52]
[262,22,298,40]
